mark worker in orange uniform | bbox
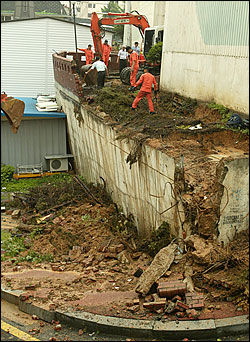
[126,46,139,91]
[131,67,158,114]
[102,40,112,67]
[78,44,94,65]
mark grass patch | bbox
[1,230,11,243]
[1,235,27,260]
[1,172,72,192]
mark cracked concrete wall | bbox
[55,83,248,243]
[55,82,184,239]
[217,157,249,245]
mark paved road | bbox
[1,300,249,341]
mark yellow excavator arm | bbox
[1,92,25,133]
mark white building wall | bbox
[1,18,113,97]
[160,1,249,114]
[123,1,166,47]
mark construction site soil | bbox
[1,82,249,321]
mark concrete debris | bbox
[135,242,178,296]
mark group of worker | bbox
[79,40,157,114]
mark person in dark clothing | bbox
[85,57,108,89]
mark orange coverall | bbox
[130,51,139,87]
[103,44,112,66]
[79,48,94,65]
[132,73,158,113]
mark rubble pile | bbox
[1,177,249,319]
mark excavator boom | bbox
[1,93,25,133]
[91,12,150,58]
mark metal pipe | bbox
[72,3,80,74]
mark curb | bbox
[1,287,249,340]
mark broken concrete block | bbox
[12,209,21,219]
[135,242,178,296]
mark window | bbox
[88,4,92,8]
[88,13,91,18]
[93,4,96,8]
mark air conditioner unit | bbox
[44,155,73,172]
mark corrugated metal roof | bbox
[1,97,66,118]
[1,16,114,32]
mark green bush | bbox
[146,42,163,64]
[1,164,15,186]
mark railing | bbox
[53,51,119,97]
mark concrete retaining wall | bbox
[55,82,249,243]
[55,82,183,238]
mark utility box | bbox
[44,155,74,172]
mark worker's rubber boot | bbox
[150,111,156,114]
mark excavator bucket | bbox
[1,93,25,133]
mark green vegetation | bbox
[1,164,15,186]
[146,42,163,64]
[1,230,11,243]
[207,102,231,123]
[18,251,53,264]
[1,228,53,264]
[177,124,191,130]
[1,235,26,260]
[139,221,172,257]
[208,102,249,134]
[1,171,72,192]
[101,1,125,44]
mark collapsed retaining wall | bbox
[55,81,249,243]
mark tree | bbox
[101,1,125,45]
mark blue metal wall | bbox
[1,118,67,171]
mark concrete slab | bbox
[153,319,217,340]
[215,315,249,337]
